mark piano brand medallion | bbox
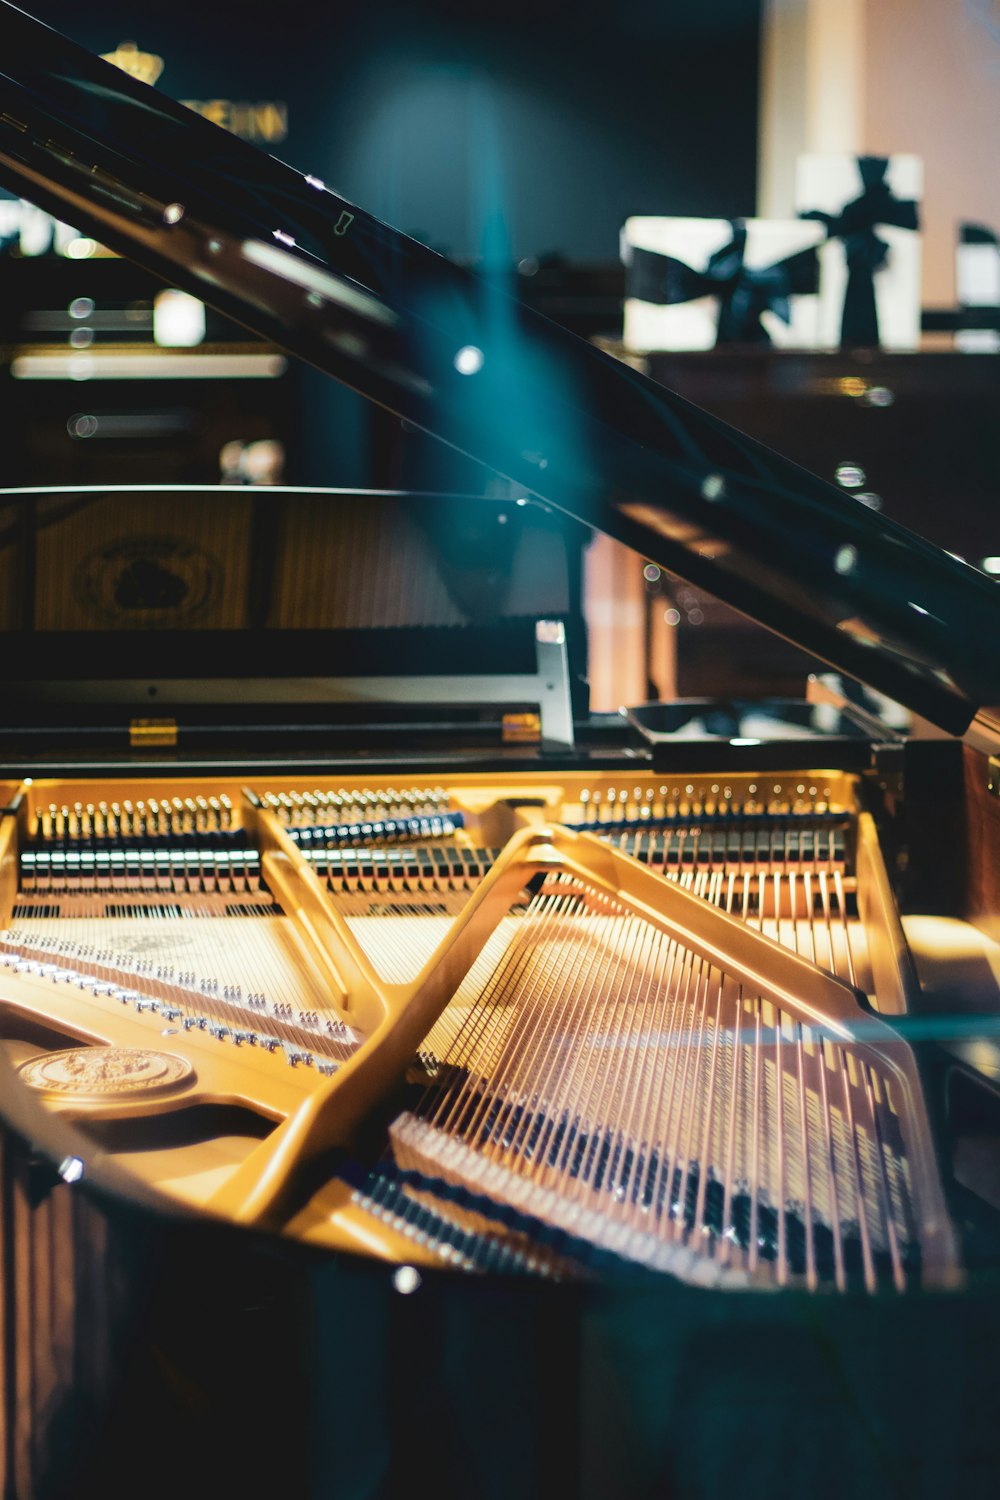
[19,1046,194,1099]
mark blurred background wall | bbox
[24,0,763,263]
[760,0,1000,305]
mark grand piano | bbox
[2,5,1000,1497]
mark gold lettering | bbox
[229,103,252,138]
[178,99,288,144]
[201,99,230,130]
[101,42,165,87]
[254,103,288,142]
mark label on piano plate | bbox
[19,1046,193,1099]
[502,712,541,744]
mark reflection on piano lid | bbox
[0,1,998,732]
[2,6,1000,1499]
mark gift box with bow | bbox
[955,222,1000,353]
[795,154,923,350]
[621,216,824,353]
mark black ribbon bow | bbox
[627,221,819,345]
[799,155,920,347]
[960,222,998,247]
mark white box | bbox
[794,155,923,351]
[956,223,1000,353]
[621,216,824,352]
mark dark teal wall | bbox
[15,0,762,491]
[24,0,762,264]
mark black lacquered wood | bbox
[0,1,998,732]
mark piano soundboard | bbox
[0,770,956,1294]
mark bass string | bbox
[452,897,574,1157]
[839,1049,878,1293]
[473,884,620,1167]
[795,1021,818,1291]
[620,936,685,1231]
[862,1061,907,1291]
[569,919,666,1213]
[774,1013,788,1284]
[524,905,641,1191]
[687,963,729,1253]
[640,946,701,1238]
[420,914,528,1061]
[395,859,903,1287]
[662,957,714,1247]
[545,907,664,1191]
[422,887,572,1138]
[715,980,746,1273]
[437,889,576,1138]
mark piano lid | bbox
[0,1,998,736]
